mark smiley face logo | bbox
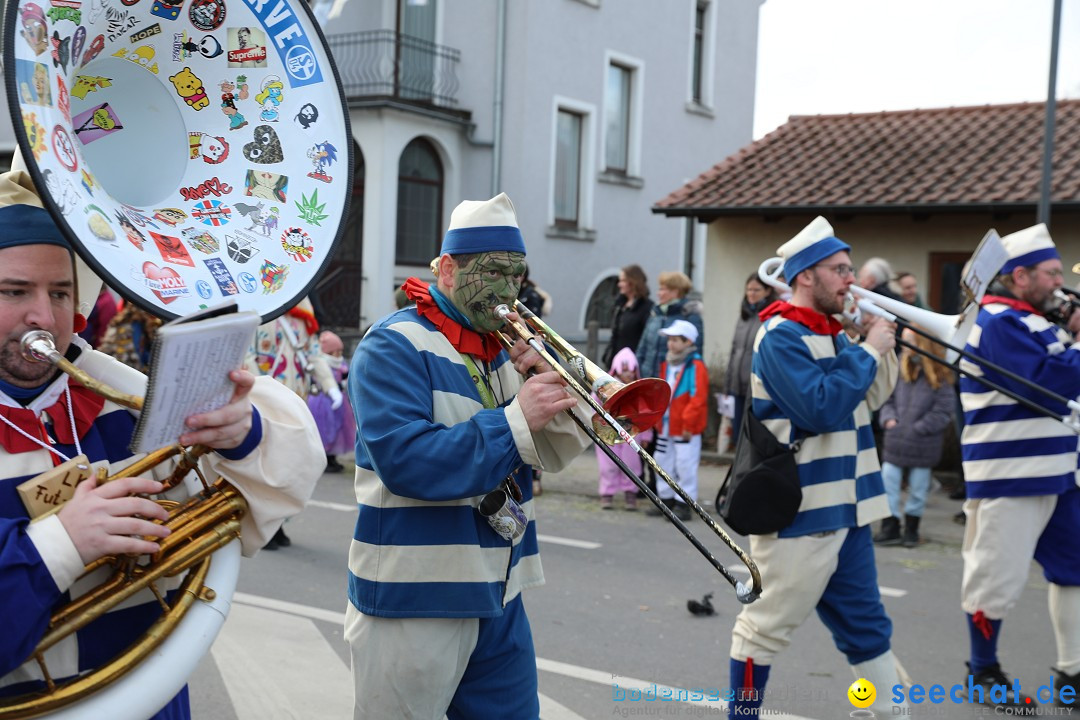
[847,677,876,708]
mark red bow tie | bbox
[0,383,106,455]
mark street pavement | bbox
[187,450,1061,720]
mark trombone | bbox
[495,301,762,604]
[758,257,1080,434]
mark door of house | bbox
[929,251,973,314]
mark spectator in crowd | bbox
[874,326,956,547]
[895,271,928,309]
[517,266,552,318]
[595,348,652,510]
[78,287,117,347]
[725,272,777,443]
[307,330,354,474]
[636,271,703,380]
[602,264,654,370]
[97,301,163,373]
[858,257,901,301]
[645,319,708,522]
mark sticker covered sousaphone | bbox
[4,0,351,322]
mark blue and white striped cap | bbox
[777,216,850,280]
[1000,224,1059,273]
[439,192,526,256]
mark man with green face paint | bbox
[345,193,590,719]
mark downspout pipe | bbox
[492,0,506,195]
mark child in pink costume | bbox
[307,331,357,472]
[596,347,653,510]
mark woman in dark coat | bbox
[724,273,776,442]
[602,264,653,369]
[874,326,956,547]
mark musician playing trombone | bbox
[728,217,908,717]
[345,193,589,720]
[0,198,324,717]
[957,224,1080,709]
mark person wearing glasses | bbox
[726,217,905,718]
[957,224,1080,710]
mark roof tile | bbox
[656,101,1080,212]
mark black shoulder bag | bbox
[716,409,811,536]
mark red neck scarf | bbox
[981,294,1042,316]
[0,381,106,455]
[402,278,504,363]
[759,300,844,336]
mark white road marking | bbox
[538,692,589,720]
[212,602,353,720]
[307,499,356,513]
[228,594,824,718]
[725,565,907,597]
[306,502,604,552]
[537,534,602,550]
[536,658,818,720]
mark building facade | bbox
[317,0,762,343]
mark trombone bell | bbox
[591,377,670,445]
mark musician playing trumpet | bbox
[0,198,324,719]
[345,193,589,719]
[728,217,907,717]
[958,224,1080,709]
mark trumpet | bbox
[495,301,762,604]
[0,331,246,720]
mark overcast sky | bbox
[753,0,1080,139]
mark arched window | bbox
[585,275,619,330]
[395,138,443,265]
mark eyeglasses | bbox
[815,263,855,278]
[1032,268,1065,279]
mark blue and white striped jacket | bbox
[960,301,1080,498]
[751,315,896,537]
[347,305,588,619]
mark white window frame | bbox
[548,96,596,232]
[601,50,644,179]
[686,0,716,112]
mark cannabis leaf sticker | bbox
[295,189,329,227]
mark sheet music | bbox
[131,304,260,453]
[961,229,1008,304]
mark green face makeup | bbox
[449,251,526,332]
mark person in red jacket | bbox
[646,318,709,522]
